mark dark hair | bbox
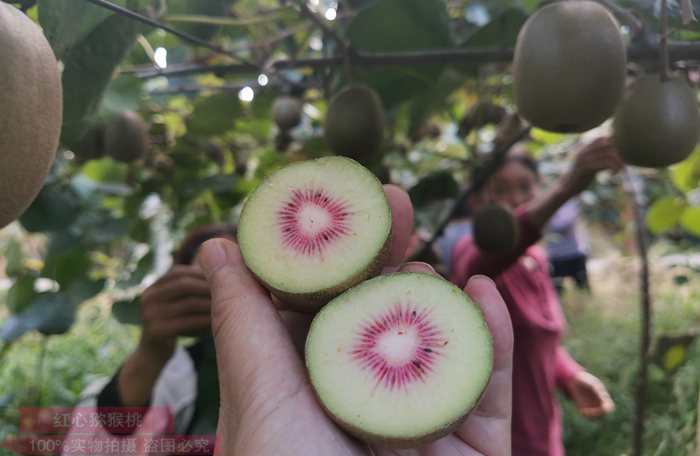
[471,152,539,194]
[175,224,237,265]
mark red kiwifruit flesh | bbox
[237,156,392,312]
[305,272,494,448]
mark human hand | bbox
[567,371,615,419]
[198,185,514,455]
[138,264,212,360]
[559,137,624,197]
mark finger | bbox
[454,275,513,455]
[142,297,211,323]
[280,311,314,357]
[151,264,207,286]
[397,261,438,275]
[143,275,211,303]
[383,184,414,271]
[150,315,212,339]
[197,239,308,424]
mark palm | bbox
[203,185,512,455]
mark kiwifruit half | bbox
[0,2,62,229]
[237,156,392,312]
[473,204,519,254]
[306,272,493,448]
[613,74,700,168]
[324,85,385,161]
[104,111,149,163]
[272,95,303,130]
[512,0,626,133]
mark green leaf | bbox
[43,247,90,288]
[662,344,688,372]
[670,146,700,193]
[4,239,24,278]
[66,278,106,303]
[85,217,130,245]
[7,276,37,314]
[181,174,238,199]
[80,158,130,183]
[18,185,80,233]
[38,0,87,60]
[408,171,460,207]
[680,206,700,237]
[0,293,76,341]
[112,298,141,325]
[60,12,140,146]
[462,8,526,47]
[646,197,686,235]
[98,75,144,118]
[344,0,454,108]
[188,93,243,136]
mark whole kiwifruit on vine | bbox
[273,95,303,130]
[0,2,63,229]
[73,122,106,163]
[324,85,385,161]
[613,74,700,168]
[512,1,626,133]
[472,205,519,254]
[104,111,149,163]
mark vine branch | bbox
[127,41,700,79]
[622,168,652,456]
[660,0,670,81]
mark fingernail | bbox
[198,239,229,279]
[467,274,495,287]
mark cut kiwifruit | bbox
[324,85,385,161]
[237,156,392,312]
[0,2,62,229]
[273,96,303,130]
[104,111,149,163]
[512,1,626,133]
[473,205,519,254]
[613,75,700,168]
[306,272,493,448]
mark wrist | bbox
[137,337,176,363]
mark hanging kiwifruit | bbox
[324,85,385,161]
[104,111,149,163]
[613,74,700,168]
[273,96,303,130]
[512,1,626,133]
[473,204,519,254]
[0,3,62,229]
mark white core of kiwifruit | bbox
[306,273,493,442]
[238,156,391,294]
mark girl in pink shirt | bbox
[450,138,618,455]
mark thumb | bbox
[197,239,307,424]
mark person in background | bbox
[450,139,618,456]
[64,224,236,455]
[546,197,590,293]
[434,189,483,276]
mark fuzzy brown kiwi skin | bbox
[256,232,391,313]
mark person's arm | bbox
[556,346,615,419]
[555,346,585,396]
[116,265,212,407]
[451,137,623,288]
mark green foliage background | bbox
[1,0,700,454]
